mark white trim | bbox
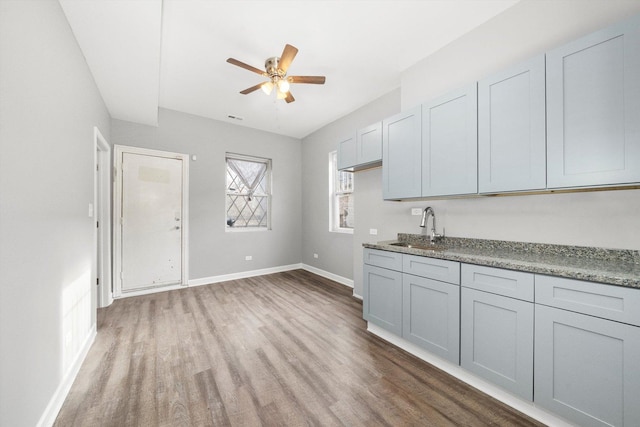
[114,283,187,299]
[301,264,354,288]
[189,264,304,287]
[94,127,113,308]
[352,293,363,300]
[112,145,190,298]
[36,325,96,427]
[367,323,574,427]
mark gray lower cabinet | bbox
[363,250,403,335]
[534,275,640,427]
[535,305,640,427]
[403,273,460,363]
[546,14,640,188]
[460,265,534,401]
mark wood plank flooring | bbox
[54,270,545,426]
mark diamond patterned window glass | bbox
[226,154,271,229]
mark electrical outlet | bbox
[313,253,318,259]
[369,228,378,235]
[411,208,423,216]
[245,255,252,261]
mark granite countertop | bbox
[363,233,640,289]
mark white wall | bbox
[0,1,110,426]
[301,90,401,285]
[111,109,302,281]
[351,0,640,297]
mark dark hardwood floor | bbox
[54,270,545,426]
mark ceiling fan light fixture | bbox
[227,44,325,104]
[261,81,274,95]
[277,78,290,93]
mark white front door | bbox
[114,146,189,295]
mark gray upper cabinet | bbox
[356,122,383,168]
[546,15,640,188]
[338,122,383,171]
[478,55,546,193]
[422,84,478,197]
[383,106,422,199]
[337,132,357,171]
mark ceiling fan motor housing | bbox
[265,57,285,79]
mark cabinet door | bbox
[337,132,357,170]
[478,55,546,193]
[382,106,422,200]
[547,16,640,188]
[535,305,640,427]
[422,84,478,197]
[357,122,382,166]
[461,288,534,400]
[363,264,403,335]
[403,273,460,364]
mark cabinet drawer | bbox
[363,248,402,271]
[403,254,460,285]
[536,275,640,326]
[462,264,534,302]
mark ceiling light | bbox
[261,81,274,95]
[276,88,287,100]
[277,78,290,93]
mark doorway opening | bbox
[94,127,112,308]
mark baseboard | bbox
[352,293,363,300]
[301,264,354,288]
[37,324,97,427]
[367,324,574,427]
[189,263,304,287]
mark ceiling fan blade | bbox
[278,44,298,73]
[288,76,326,85]
[285,92,295,103]
[227,58,266,76]
[240,82,265,95]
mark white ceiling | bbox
[59,0,519,139]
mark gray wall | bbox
[111,109,302,280]
[301,90,401,284]
[350,0,640,297]
[0,1,110,425]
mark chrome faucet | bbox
[420,207,443,244]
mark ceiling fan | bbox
[226,44,326,103]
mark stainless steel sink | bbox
[389,241,447,251]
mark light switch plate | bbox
[369,228,378,235]
[411,208,423,216]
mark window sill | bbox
[330,228,354,235]
[226,227,271,233]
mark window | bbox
[329,151,354,233]
[226,153,271,230]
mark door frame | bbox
[113,144,190,298]
[94,127,113,308]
